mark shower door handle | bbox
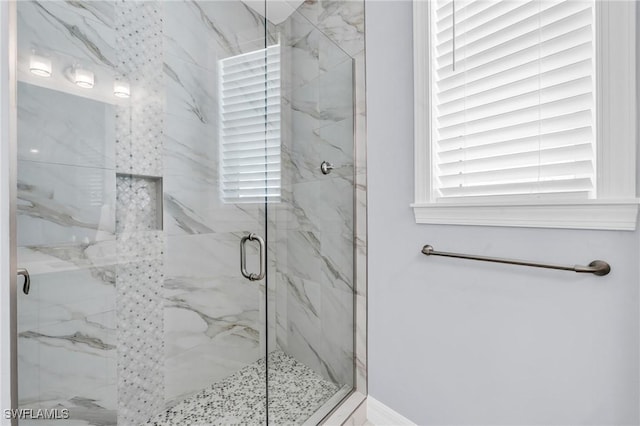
[17,268,30,295]
[240,233,266,281]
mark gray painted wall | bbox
[366,1,640,424]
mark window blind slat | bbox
[223,165,281,174]
[438,93,593,138]
[437,42,592,103]
[439,178,593,198]
[436,23,592,81]
[437,1,590,56]
[436,25,592,91]
[438,142,593,174]
[437,110,592,149]
[438,126,592,161]
[438,58,591,113]
[436,0,511,34]
[437,76,593,128]
[439,159,593,186]
[223,106,280,122]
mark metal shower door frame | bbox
[1,1,19,425]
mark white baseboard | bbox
[367,396,416,426]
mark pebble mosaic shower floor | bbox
[147,351,341,425]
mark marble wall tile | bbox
[17,239,117,276]
[294,0,365,57]
[318,59,355,126]
[353,48,367,395]
[284,112,354,185]
[164,55,218,126]
[15,240,116,407]
[271,0,366,407]
[16,38,118,419]
[160,1,272,410]
[165,0,267,67]
[18,312,117,424]
[163,1,220,71]
[18,83,116,170]
[17,161,116,248]
[163,232,263,402]
[164,1,268,71]
[17,1,117,70]
[354,170,367,393]
[163,175,264,236]
[195,0,267,52]
[164,113,217,183]
[17,266,115,331]
[281,277,353,386]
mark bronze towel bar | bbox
[421,245,610,276]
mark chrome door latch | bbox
[17,268,30,294]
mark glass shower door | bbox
[265,4,356,424]
[14,1,271,424]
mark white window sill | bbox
[411,199,640,231]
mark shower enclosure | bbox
[13,1,356,424]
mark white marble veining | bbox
[294,0,365,57]
[17,161,116,248]
[18,313,117,425]
[163,0,266,71]
[17,1,117,71]
[163,232,264,402]
[18,83,116,170]
[164,56,218,126]
[269,4,360,392]
[352,46,367,395]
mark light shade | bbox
[29,55,52,77]
[74,68,94,88]
[113,80,130,98]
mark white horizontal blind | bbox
[431,0,596,201]
[220,44,281,203]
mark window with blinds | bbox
[430,0,596,202]
[219,44,281,203]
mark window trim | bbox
[412,0,639,230]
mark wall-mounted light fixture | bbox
[29,55,52,77]
[74,68,94,88]
[113,80,130,98]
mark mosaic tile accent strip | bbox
[115,0,164,177]
[116,231,165,426]
[147,351,339,426]
[114,2,166,425]
[116,174,162,233]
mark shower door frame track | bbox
[4,1,19,425]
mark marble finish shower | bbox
[13,0,364,424]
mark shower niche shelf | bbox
[115,173,163,232]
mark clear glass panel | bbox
[15,0,355,423]
[15,1,269,424]
[266,5,355,424]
